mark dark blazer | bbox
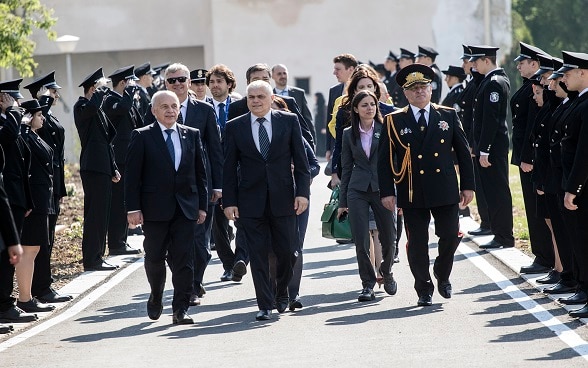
[546,96,576,194]
[73,94,118,176]
[0,107,33,211]
[454,77,478,146]
[37,96,67,200]
[103,89,144,165]
[223,110,310,218]
[274,86,315,141]
[21,125,55,215]
[125,122,208,221]
[339,122,383,207]
[510,78,538,165]
[228,96,315,150]
[377,104,474,209]
[560,92,588,196]
[441,84,464,110]
[472,68,511,156]
[0,145,20,250]
[145,95,222,191]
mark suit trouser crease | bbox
[81,171,112,266]
[108,164,128,250]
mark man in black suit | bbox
[74,68,121,271]
[223,80,310,321]
[416,46,444,103]
[325,54,357,160]
[378,64,475,307]
[144,63,222,305]
[133,62,156,119]
[23,71,72,303]
[126,90,208,325]
[271,63,316,143]
[469,45,514,249]
[103,65,144,257]
[228,63,315,150]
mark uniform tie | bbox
[418,108,427,134]
[177,105,184,124]
[165,129,175,166]
[257,117,270,160]
[218,102,226,130]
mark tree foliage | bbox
[0,0,56,77]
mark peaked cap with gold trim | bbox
[395,63,435,89]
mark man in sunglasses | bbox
[144,63,222,307]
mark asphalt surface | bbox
[2,163,588,367]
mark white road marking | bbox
[0,258,144,352]
[458,242,588,360]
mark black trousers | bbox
[108,164,128,251]
[519,169,554,267]
[213,203,249,271]
[561,192,588,291]
[476,156,515,246]
[192,203,213,289]
[31,208,59,297]
[81,171,112,267]
[403,204,460,296]
[546,192,575,284]
[143,205,196,314]
[0,206,25,311]
[473,159,491,229]
[240,204,297,310]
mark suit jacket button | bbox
[516,104,519,108]
[420,170,424,174]
[440,139,445,143]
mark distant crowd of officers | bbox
[1,39,588,327]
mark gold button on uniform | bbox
[436,169,440,173]
[420,170,424,174]
[434,153,438,157]
[418,154,422,159]
[440,139,445,143]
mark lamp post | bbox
[55,35,79,164]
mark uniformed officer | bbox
[149,62,170,96]
[190,68,211,103]
[557,51,588,318]
[394,48,416,108]
[377,63,474,307]
[103,65,144,257]
[383,51,405,108]
[22,71,73,303]
[134,62,156,119]
[416,46,444,103]
[469,45,514,249]
[440,65,466,108]
[511,42,555,273]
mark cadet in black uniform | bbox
[133,62,156,119]
[440,65,465,108]
[416,46,444,103]
[469,45,514,249]
[383,51,401,104]
[378,64,475,307]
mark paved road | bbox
[2,163,588,367]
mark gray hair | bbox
[246,80,273,96]
[165,63,190,77]
[152,90,179,106]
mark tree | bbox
[0,0,56,77]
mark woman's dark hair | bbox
[272,96,290,112]
[342,65,381,110]
[349,90,381,144]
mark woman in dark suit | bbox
[338,90,397,302]
[15,100,56,313]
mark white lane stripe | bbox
[0,258,144,352]
[458,243,588,359]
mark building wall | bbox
[25,0,510,162]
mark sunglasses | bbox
[166,76,188,84]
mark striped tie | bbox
[257,117,270,160]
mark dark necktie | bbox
[257,117,270,160]
[218,102,226,130]
[165,129,175,166]
[418,108,427,134]
[177,105,184,124]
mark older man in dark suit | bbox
[126,90,208,325]
[144,63,222,305]
[378,64,475,307]
[223,80,310,321]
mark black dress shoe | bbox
[289,298,303,311]
[559,291,588,305]
[197,283,206,297]
[232,260,247,282]
[479,239,514,249]
[0,306,38,322]
[128,226,143,236]
[16,298,55,313]
[0,323,13,334]
[520,262,551,274]
[36,288,73,303]
[109,244,142,255]
[417,294,433,306]
[275,296,289,313]
[172,311,194,325]
[383,274,398,296]
[536,270,561,284]
[459,206,471,218]
[220,270,234,282]
[358,287,375,302]
[189,293,201,306]
[147,293,163,320]
[438,280,452,299]
[255,309,271,320]
[84,261,119,271]
[468,227,492,236]
[543,282,577,294]
[569,304,588,318]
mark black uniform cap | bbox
[461,45,472,60]
[190,69,208,82]
[399,48,416,60]
[23,71,61,93]
[557,51,588,73]
[468,45,500,61]
[441,65,466,79]
[533,53,555,77]
[21,99,47,114]
[416,46,439,59]
[514,42,545,62]
[109,65,139,82]
[387,51,399,62]
[79,68,104,88]
[134,62,156,77]
[548,57,564,80]
[0,78,24,99]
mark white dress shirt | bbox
[250,111,273,153]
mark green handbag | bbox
[321,186,352,240]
